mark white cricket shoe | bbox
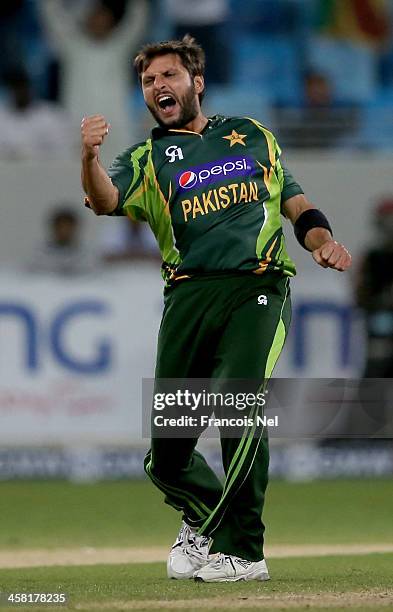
[193,553,270,582]
[167,521,211,579]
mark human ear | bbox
[194,75,204,95]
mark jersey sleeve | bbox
[280,165,304,202]
[107,142,150,220]
[274,139,304,204]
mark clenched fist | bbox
[312,240,352,272]
[81,115,110,160]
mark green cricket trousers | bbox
[144,271,291,561]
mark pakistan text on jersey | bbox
[181,181,259,222]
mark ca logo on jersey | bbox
[258,295,268,305]
[165,145,184,163]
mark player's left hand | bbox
[312,240,352,272]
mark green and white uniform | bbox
[105,115,303,561]
[108,115,302,282]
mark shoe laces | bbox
[173,523,192,549]
[183,536,210,560]
[205,553,231,569]
[192,534,210,548]
[172,523,210,552]
[206,553,253,571]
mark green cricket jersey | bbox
[106,115,303,282]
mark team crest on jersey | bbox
[223,130,247,147]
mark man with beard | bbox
[81,35,351,582]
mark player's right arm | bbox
[81,115,119,215]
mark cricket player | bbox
[81,36,351,582]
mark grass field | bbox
[0,479,392,611]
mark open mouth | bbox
[157,94,177,114]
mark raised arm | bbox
[110,0,149,52]
[40,0,79,49]
[283,193,352,272]
[81,116,119,215]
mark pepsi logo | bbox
[179,171,197,189]
[176,156,253,191]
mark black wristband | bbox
[294,209,332,251]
